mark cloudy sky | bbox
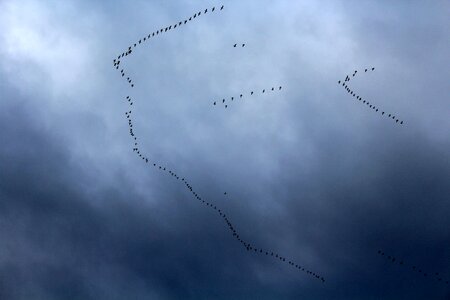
[1,0,449,299]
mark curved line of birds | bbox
[214,86,283,108]
[338,68,404,125]
[123,94,324,283]
[377,250,448,285]
[113,5,325,283]
[113,4,225,67]
[113,4,229,89]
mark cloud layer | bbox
[1,0,449,299]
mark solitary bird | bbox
[221,5,224,10]
[372,67,375,70]
[251,91,253,95]
[234,44,237,47]
[224,192,227,195]
[242,43,245,47]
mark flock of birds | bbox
[113,4,324,283]
[213,86,283,108]
[112,5,226,88]
[338,68,404,125]
[110,4,428,287]
[378,250,448,285]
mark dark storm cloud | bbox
[1,0,449,299]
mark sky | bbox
[0,0,449,299]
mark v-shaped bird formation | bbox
[338,68,404,125]
[113,5,324,283]
[377,250,448,285]
[213,86,282,108]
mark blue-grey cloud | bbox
[0,0,449,299]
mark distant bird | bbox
[205,9,208,13]
[234,44,237,47]
[372,67,375,70]
[262,89,265,93]
[382,112,385,115]
[279,86,282,90]
[242,43,245,47]
[251,91,253,95]
[213,102,216,105]
[224,192,227,195]
[220,5,224,10]
[365,69,368,72]
[240,94,243,98]
[222,99,225,103]
[338,81,341,84]
[272,87,274,91]
[212,7,215,11]
[225,105,228,108]
[400,121,403,124]
[231,97,234,100]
